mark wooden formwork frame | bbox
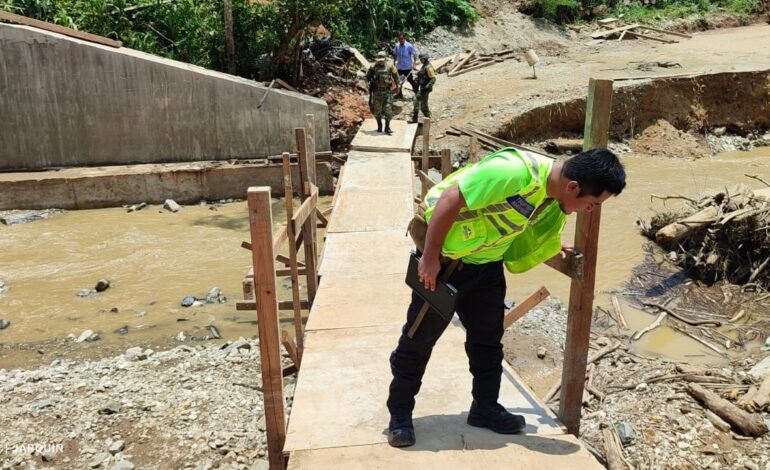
[241,115,324,469]
[414,79,614,437]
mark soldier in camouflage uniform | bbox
[366,51,399,134]
[410,53,436,123]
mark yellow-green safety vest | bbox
[424,148,566,272]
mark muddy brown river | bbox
[1,148,768,368]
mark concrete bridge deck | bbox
[284,119,602,469]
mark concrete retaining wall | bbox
[0,24,330,170]
[0,162,334,210]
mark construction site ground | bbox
[2,4,770,470]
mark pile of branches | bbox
[638,183,770,288]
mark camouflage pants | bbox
[412,91,431,118]
[370,91,393,120]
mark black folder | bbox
[405,252,459,322]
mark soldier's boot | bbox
[376,118,383,133]
[409,113,419,124]
[384,119,393,135]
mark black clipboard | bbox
[405,252,459,322]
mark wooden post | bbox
[224,0,236,75]
[558,78,613,436]
[440,149,451,179]
[282,153,304,360]
[421,118,431,198]
[246,187,286,470]
[295,128,319,304]
[470,136,480,163]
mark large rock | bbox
[163,199,182,213]
[748,356,770,383]
[125,347,147,362]
[95,279,111,292]
[76,330,100,343]
[0,319,10,330]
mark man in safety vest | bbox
[366,51,399,134]
[387,147,626,447]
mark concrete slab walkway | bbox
[285,120,603,468]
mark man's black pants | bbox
[397,69,416,94]
[387,260,506,416]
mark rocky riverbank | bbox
[0,339,293,470]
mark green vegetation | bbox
[1,0,478,79]
[523,0,767,25]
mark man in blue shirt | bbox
[392,32,418,99]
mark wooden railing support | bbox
[558,78,613,436]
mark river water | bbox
[1,147,768,367]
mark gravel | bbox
[0,339,295,469]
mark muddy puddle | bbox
[0,198,331,368]
[1,147,769,369]
[507,146,770,364]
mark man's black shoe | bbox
[467,401,525,434]
[388,415,415,447]
[376,118,383,133]
[385,127,393,135]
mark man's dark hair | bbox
[562,148,626,197]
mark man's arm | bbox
[419,185,466,291]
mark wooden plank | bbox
[287,435,603,469]
[283,325,564,452]
[315,208,328,227]
[348,47,371,69]
[590,23,640,39]
[418,170,436,191]
[440,149,451,179]
[276,254,305,268]
[640,24,692,38]
[275,268,307,277]
[283,152,305,358]
[290,185,319,234]
[350,119,418,153]
[430,54,455,72]
[272,225,288,252]
[296,127,319,304]
[470,136,480,163]
[282,329,301,368]
[559,78,613,437]
[319,231,413,277]
[325,186,413,233]
[236,299,310,311]
[223,0,236,74]
[274,78,298,93]
[422,118,431,198]
[448,49,476,75]
[503,286,551,329]
[246,187,286,470]
[544,250,584,279]
[447,59,498,77]
[304,273,412,331]
[624,29,678,44]
[0,11,122,48]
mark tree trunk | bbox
[687,383,768,437]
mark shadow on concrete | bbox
[380,412,580,455]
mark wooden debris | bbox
[641,302,722,327]
[686,383,768,437]
[445,48,520,77]
[611,296,629,329]
[503,286,550,329]
[592,22,689,44]
[544,138,583,154]
[655,206,719,245]
[544,341,621,402]
[0,10,122,47]
[602,425,626,470]
[753,372,770,410]
[632,310,666,341]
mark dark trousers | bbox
[387,260,506,416]
[397,69,416,93]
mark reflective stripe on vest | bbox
[423,148,552,260]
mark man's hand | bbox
[418,254,441,292]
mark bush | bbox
[1,0,478,80]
